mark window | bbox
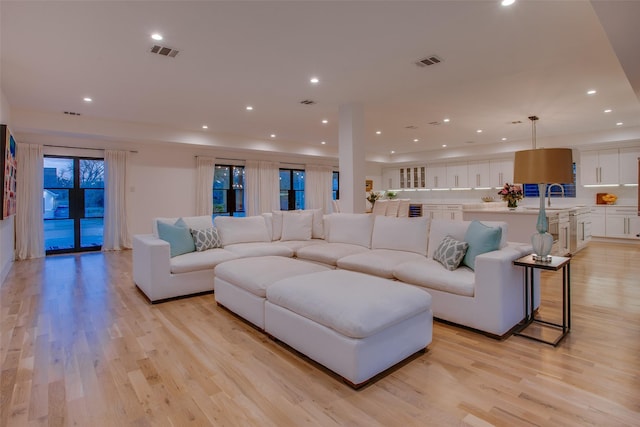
[213,165,245,218]
[522,163,576,198]
[43,156,104,254]
[279,169,305,210]
[332,171,339,200]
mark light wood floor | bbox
[1,242,639,426]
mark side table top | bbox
[513,254,571,271]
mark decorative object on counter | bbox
[601,193,617,205]
[366,191,382,205]
[513,115,573,262]
[385,190,398,199]
[498,183,523,209]
[481,196,495,202]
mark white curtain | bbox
[196,156,216,216]
[103,150,132,250]
[245,160,279,216]
[305,164,333,213]
[15,143,44,260]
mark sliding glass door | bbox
[44,156,104,254]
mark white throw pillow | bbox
[326,213,374,248]
[309,208,325,239]
[280,211,313,241]
[271,210,284,240]
[371,215,429,256]
[214,216,270,246]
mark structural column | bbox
[338,103,366,213]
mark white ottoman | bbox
[265,270,433,388]
[214,256,330,329]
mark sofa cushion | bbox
[393,259,475,297]
[371,216,429,256]
[309,208,325,239]
[190,227,221,251]
[271,210,284,240]
[214,216,271,246]
[169,248,239,274]
[337,249,426,279]
[157,219,196,257]
[325,213,374,248]
[462,220,502,270]
[273,239,327,254]
[433,235,469,271]
[296,242,370,266]
[281,211,313,241]
[223,242,294,258]
[266,270,432,339]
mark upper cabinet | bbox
[426,164,447,189]
[382,168,401,190]
[490,158,514,187]
[446,162,469,189]
[580,148,619,185]
[619,147,640,185]
[467,161,492,188]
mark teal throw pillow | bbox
[462,220,502,270]
[433,235,469,271]
[157,218,196,257]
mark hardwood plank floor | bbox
[1,241,639,426]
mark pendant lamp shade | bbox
[513,148,573,184]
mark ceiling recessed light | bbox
[587,89,597,95]
[501,137,507,141]
[413,139,419,142]
[321,119,328,124]
[390,150,395,154]
[151,33,163,41]
[375,130,382,135]
[202,125,208,129]
[83,97,92,102]
[476,129,483,133]
[270,134,276,138]
[501,0,516,6]
[321,141,326,145]
[443,118,450,123]
[310,77,319,84]
[442,144,447,148]
[604,109,612,113]
[616,122,623,126]
[246,106,253,111]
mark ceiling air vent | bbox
[404,125,418,129]
[64,111,81,116]
[415,55,442,67]
[299,99,316,105]
[150,45,179,58]
[428,121,441,126]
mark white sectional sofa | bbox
[133,210,533,337]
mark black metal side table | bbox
[513,254,571,346]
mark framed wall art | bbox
[0,125,17,219]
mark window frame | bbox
[213,164,245,218]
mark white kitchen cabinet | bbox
[422,204,463,221]
[490,158,514,187]
[467,161,492,188]
[422,204,442,220]
[446,162,469,189]
[555,212,571,256]
[589,207,606,237]
[426,164,447,189]
[580,148,619,185]
[382,168,401,190]
[399,166,426,189]
[606,206,640,239]
[619,147,640,185]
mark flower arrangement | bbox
[602,193,617,205]
[498,183,523,208]
[385,190,398,199]
[366,191,382,204]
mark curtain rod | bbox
[44,144,138,153]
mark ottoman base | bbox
[265,300,432,388]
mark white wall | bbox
[0,88,15,283]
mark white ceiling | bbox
[2,0,639,163]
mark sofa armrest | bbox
[133,234,171,301]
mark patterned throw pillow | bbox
[433,235,469,271]
[190,227,221,252]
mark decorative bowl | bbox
[481,196,494,202]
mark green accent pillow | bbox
[157,218,196,257]
[462,220,502,270]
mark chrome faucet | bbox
[547,183,565,207]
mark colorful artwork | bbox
[0,125,17,219]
